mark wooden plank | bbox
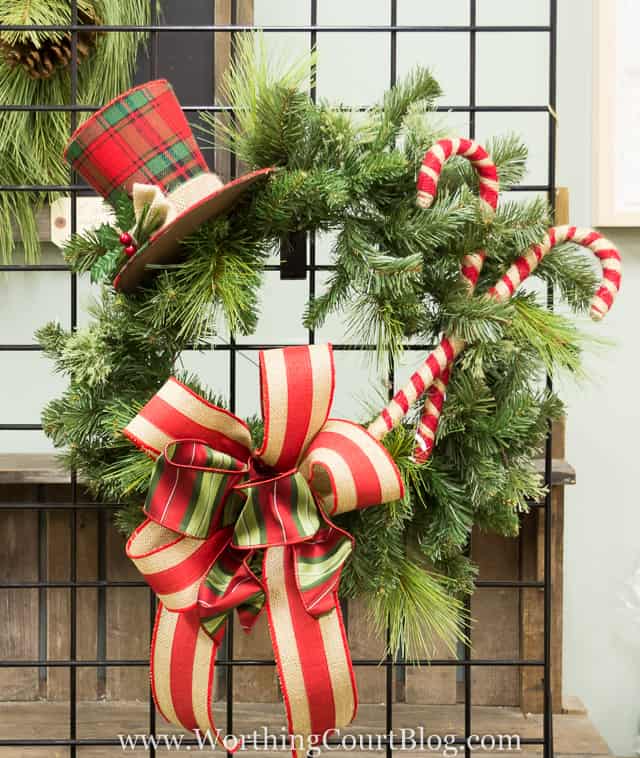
[0,485,39,700]
[532,457,575,486]
[0,455,68,485]
[0,701,614,757]
[405,636,457,705]
[471,528,520,706]
[346,598,387,703]
[10,206,51,242]
[213,0,254,180]
[231,613,280,703]
[105,521,150,701]
[46,492,99,701]
[0,453,575,488]
[520,418,566,713]
[519,507,543,711]
[550,475,565,716]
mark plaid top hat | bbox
[64,79,273,292]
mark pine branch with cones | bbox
[0,2,100,79]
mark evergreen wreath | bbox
[0,0,151,262]
[38,36,602,658]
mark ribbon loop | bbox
[146,439,246,538]
[257,345,335,470]
[233,471,321,548]
[127,520,231,612]
[295,527,353,617]
[300,419,404,516]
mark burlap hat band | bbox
[166,172,225,215]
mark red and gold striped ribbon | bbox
[123,344,403,755]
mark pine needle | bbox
[369,561,468,661]
[509,296,592,376]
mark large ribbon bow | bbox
[124,344,403,749]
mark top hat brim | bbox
[113,167,274,293]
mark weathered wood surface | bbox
[213,0,254,181]
[10,206,51,242]
[0,453,575,487]
[230,612,280,703]
[405,636,457,705]
[0,486,39,700]
[346,597,387,704]
[471,529,520,706]
[46,506,99,701]
[0,701,613,757]
[0,455,69,484]
[520,419,566,713]
[105,524,150,702]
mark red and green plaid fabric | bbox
[64,79,207,202]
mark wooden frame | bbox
[593,0,640,226]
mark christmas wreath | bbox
[38,37,616,660]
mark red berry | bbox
[119,232,133,245]
[124,245,137,257]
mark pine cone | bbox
[0,7,100,80]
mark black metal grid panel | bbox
[0,1,558,756]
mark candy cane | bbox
[489,225,621,319]
[414,138,499,460]
[417,137,499,215]
[369,225,622,442]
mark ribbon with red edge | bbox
[123,344,404,751]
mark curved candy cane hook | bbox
[415,138,499,460]
[369,225,622,442]
[490,225,621,320]
[417,137,499,215]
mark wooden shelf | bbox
[0,453,576,486]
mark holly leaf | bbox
[90,249,123,284]
[110,191,136,231]
[95,223,121,250]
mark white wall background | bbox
[0,0,637,754]
[558,2,640,756]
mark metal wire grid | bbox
[0,1,558,755]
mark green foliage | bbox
[0,1,97,48]
[0,0,150,262]
[369,561,468,661]
[39,35,603,660]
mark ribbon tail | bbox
[263,546,357,757]
[152,604,231,749]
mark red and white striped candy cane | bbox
[489,225,621,319]
[369,225,622,442]
[417,137,499,214]
[414,138,499,460]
